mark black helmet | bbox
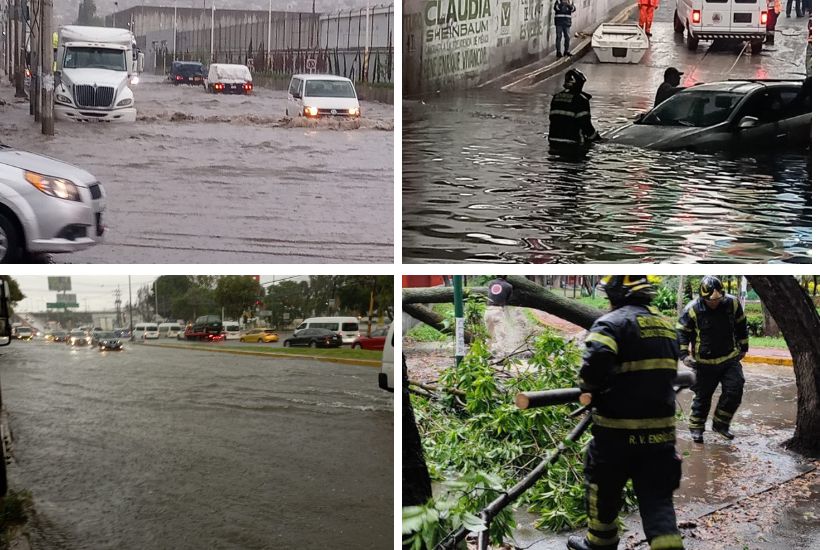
[699,276,724,301]
[564,68,587,90]
[598,276,655,306]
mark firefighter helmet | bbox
[599,276,655,305]
[699,276,724,301]
[564,68,587,91]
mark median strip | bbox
[143,341,382,367]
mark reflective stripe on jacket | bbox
[554,0,576,25]
[676,294,749,365]
[548,90,596,145]
[580,303,679,447]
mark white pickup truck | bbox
[54,25,144,122]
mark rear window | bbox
[175,64,203,76]
[305,80,356,98]
[341,323,359,332]
[734,0,757,3]
[147,326,158,331]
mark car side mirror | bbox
[634,111,646,122]
[738,116,759,129]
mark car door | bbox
[776,84,810,147]
[730,88,784,149]
[703,0,732,33]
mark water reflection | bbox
[403,90,811,263]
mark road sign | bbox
[306,58,317,72]
[46,302,79,309]
[258,310,271,317]
[282,312,290,320]
[47,277,71,291]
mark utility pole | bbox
[209,0,214,63]
[128,276,134,342]
[453,275,464,367]
[266,0,270,71]
[41,0,52,135]
[172,0,176,61]
[29,0,36,117]
[154,279,159,321]
[364,1,370,83]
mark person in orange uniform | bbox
[639,0,660,37]
[767,0,783,44]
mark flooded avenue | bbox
[403,4,811,264]
[0,75,393,264]
[0,341,392,549]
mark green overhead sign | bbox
[46,302,79,309]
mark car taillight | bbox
[176,75,182,80]
[760,11,768,24]
[244,83,252,90]
[692,10,701,23]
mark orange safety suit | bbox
[639,0,660,35]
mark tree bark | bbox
[403,275,603,331]
[402,356,433,549]
[760,301,781,337]
[748,276,820,457]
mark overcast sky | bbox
[14,275,305,312]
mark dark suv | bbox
[169,61,205,85]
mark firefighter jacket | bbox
[548,90,597,146]
[677,294,749,365]
[554,0,576,26]
[579,303,679,448]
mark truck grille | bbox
[74,85,115,108]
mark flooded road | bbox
[0,341,392,549]
[403,5,811,263]
[0,75,393,263]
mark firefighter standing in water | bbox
[677,276,749,443]
[548,69,600,152]
[638,0,660,37]
[567,276,684,550]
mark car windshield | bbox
[64,47,127,71]
[70,330,85,336]
[341,322,359,331]
[640,91,745,127]
[305,80,356,98]
[98,332,116,339]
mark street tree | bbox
[75,0,103,25]
[214,276,262,321]
[265,280,310,327]
[0,277,25,316]
[747,276,820,456]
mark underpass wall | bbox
[403,0,630,95]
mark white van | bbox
[158,322,182,338]
[379,323,394,392]
[674,0,768,53]
[222,321,241,340]
[286,74,361,118]
[294,316,361,345]
[133,323,159,340]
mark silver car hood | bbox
[0,149,96,187]
[607,122,714,150]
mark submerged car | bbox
[67,329,91,346]
[0,144,106,262]
[169,61,205,85]
[205,63,253,94]
[51,330,68,343]
[286,74,361,118]
[608,79,810,152]
[239,328,279,343]
[96,331,124,351]
[282,328,343,348]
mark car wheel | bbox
[309,341,317,348]
[750,39,764,55]
[0,213,23,264]
[686,27,699,51]
[352,343,361,349]
[283,340,290,347]
[673,11,685,34]
[257,338,263,343]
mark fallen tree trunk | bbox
[403,275,603,331]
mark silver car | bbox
[0,145,106,262]
[608,79,811,152]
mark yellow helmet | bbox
[599,275,656,304]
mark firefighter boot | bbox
[567,535,617,550]
[712,423,735,440]
[690,428,704,443]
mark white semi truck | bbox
[54,26,144,122]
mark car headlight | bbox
[130,76,140,85]
[24,171,81,201]
[56,94,72,105]
[117,98,133,107]
[304,106,319,117]
[349,107,360,116]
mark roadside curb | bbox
[744,354,793,367]
[145,342,381,368]
[498,2,638,93]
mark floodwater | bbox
[0,342,392,549]
[403,9,811,263]
[0,75,393,263]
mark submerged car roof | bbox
[684,80,803,94]
[291,74,353,82]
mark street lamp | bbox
[173,1,177,62]
[113,2,119,28]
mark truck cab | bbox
[54,25,144,122]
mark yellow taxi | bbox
[239,328,279,343]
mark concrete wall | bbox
[403,0,629,94]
